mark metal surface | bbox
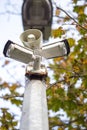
[20,79,49,130]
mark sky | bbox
[0,0,25,83]
[0,0,27,128]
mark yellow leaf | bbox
[79,93,83,102]
[61,61,67,68]
[54,57,64,62]
[58,128,64,130]
[67,38,75,47]
[73,65,80,73]
[3,82,9,88]
[55,9,60,16]
[10,84,18,91]
[64,75,70,83]
[52,27,65,38]
[83,59,87,65]
[2,60,10,67]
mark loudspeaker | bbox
[20,29,42,49]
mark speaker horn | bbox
[20,29,42,49]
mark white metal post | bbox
[20,68,49,130]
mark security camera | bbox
[3,29,70,69]
[41,39,70,59]
[3,40,34,64]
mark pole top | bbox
[25,64,47,80]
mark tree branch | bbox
[49,116,87,129]
[47,74,87,89]
[54,3,87,31]
[0,11,21,15]
[0,94,23,100]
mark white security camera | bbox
[3,40,34,64]
[3,29,70,68]
[41,39,70,59]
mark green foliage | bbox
[52,27,65,38]
[0,82,23,129]
[47,1,87,129]
[0,108,18,130]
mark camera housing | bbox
[3,29,70,67]
[3,40,34,64]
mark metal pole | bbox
[20,67,49,130]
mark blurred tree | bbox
[0,0,87,130]
[47,0,87,130]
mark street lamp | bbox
[3,29,70,130]
[22,0,53,40]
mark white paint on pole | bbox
[20,79,49,130]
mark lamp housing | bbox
[22,0,53,40]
